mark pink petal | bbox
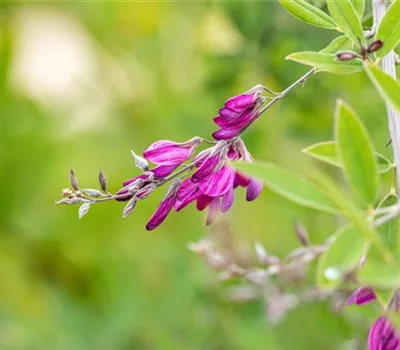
[199,166,235,197]
[246,178,263,201]
[146,182,180,230]
[218,108,241,120]
[368,317,400,350]
[212,127,242,141]
[221,187,234,212]
[225,93,256,113]
[192,155,220,183]
[206,197,221,225]
[174,178,200,211]
[234,172,250,188]
[196,195,213,211]
[143,144,193,165]
[346,287,376,306]
[152,164,180,178]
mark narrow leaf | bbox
[327,0,365,45]
[320,35,353,54]
[335,101,378,206]
[375,0,400,58]
[351,0,365,19]
[359,258,400,289]
[279,0,337,29]
[317,225,368,290]
[286,51,363,74]
[233,161,339,214]
[377,192,398,254]
[364,62,400,115]
[303,141,392,173]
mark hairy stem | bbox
[373,0,400,194]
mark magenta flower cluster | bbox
[116,87,266,230]
[347,287,400,350]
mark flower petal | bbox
[174,178,200,211]
[234,172,250,188]
[196,195,213,211]
[368,316,400,350]
[192,154,220,183]
[218,108,240,121]
[212,127,242,141]
[152,164,180,178]
[346,287,376,306]
[225,93,256,113]
[246,178,263,201]
[143,140,196,165]
[221,187,234,212]
[199,166,235,197]
[206,197,221,225]
[146,182,180,230]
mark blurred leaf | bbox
[375,0,400,58]
[233,161,339,214]
[317,225,369,290]
[320,35,353,54]
[351,0,365,19]
[286,51,363,74]
[359,258,400,289]
[377,192,398,254]
[303,141,392,173]
[327,0,365,45]
[279,0,337,29]
[335,100,378,206]
[364,62,400,115]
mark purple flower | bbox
[174,178,201,212]
[368,317,400,350]
[116,173,153,201]
[212,87,265,141]
[143,137,201,177]
[146,180,181,231]
[346,287,376,306]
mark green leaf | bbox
[351,0,365,19]
[286,51,363,75]
[377,192,398,254]
[303,141,393,173]
[320,35,353,54]
[327,0,365,45]
[279,0,337,29]
[335,101,379,206]
[233,161,339,214]
[359,258,400,289]
[317,225,369,290]
[375,0,400,58]
[364,62,400,115]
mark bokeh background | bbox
[0,1,395,349]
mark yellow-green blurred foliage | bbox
[0,2,394,349]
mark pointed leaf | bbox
[320,35,353,54]
[286,51,363,74]
[375,0,400,58]
[364,62,400,115]
[279,0,337,29]
[351,0,365,19]
[303,141,393,173]
[233,161,339,214]
[377,192,398,254]
[359,258,400,289]
[327,0,365,45]
[335,101,378,206]
[317,225,369,290]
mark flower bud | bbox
[70,169,79,191]
[98,168,108,192]
[336,51,358,61]
[367,40,384,54]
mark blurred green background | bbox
[0,1,395,349]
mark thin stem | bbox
[241,68,316,134]
[373,0,400,194]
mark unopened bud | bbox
[336,51,358,61]
[131,150,149,172]
[367,40,384,54]
[70,169,79,191]
[81,189,102,197]
[98,168,108,192]
[294,222,310,246]
[136,183,157,199]
[78,202,90,219]
[122,198,137,218]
